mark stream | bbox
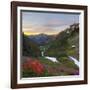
[41,51,79,67]
[45,56,59,63]
[68,56,80,67]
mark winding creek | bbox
[45,56,59,63]
[41,51,79,67]
[68,56,79,67]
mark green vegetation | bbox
[38,57,61,67]
[22,69,37,77]
[22,23,79,77]
[44,24,79,60]
[23,34,41,57]
[58,56,78,69]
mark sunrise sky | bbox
[22,11,79,36]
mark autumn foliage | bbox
[22,58,45,76]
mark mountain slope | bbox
[29,34,54,45]
[22,34,41,57]
[44,23,79,60]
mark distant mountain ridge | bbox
[28,33,55,45]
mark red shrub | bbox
[22,58,45,75]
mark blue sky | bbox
[22,11,79,35]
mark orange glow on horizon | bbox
[23,32,39,36]
[23,31,59,36]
